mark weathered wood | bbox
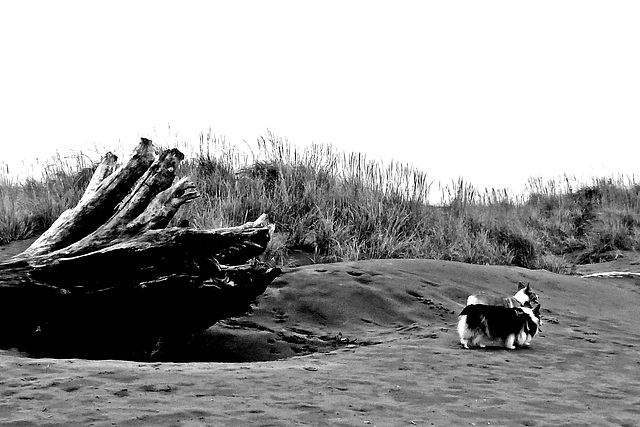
[16,139,156,259]
[126,176,200,232]
[80,152,119,203]
[0,138,280,360]
[0,224,273,291]
[24,150,195,261]
[581,271,640,278]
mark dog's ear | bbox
[526,282,532,291]
[518,281,526,290]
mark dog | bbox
[457,303,542,349]
[466,281,538,308]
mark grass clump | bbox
[2,132,639,275]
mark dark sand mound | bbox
[200,260,464,361]
[2,239,640,425]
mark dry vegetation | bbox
[2,133,639,273]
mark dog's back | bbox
[466,282,537,308]
[466,294,520,308]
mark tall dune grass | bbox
[2,133,639,274]
[0,153,93,244]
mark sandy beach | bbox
[1,239,640,426]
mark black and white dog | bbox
[457,304,542,349]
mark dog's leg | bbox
[504,334,516,350]
[515,330,532,347]
[457,317,472,349]
[470,333,487,348]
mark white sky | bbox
[1,1,639,197]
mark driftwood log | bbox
[0,138,280,360]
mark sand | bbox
[1,239,640,426]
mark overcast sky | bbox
[1,1,639,196]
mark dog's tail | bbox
[466,295,480,306]
[459,304,477,317]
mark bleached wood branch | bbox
[581,271,640,279]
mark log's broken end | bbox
[158,148,185,164]
[138,137,155,154]
[253,213,269,228]
[81,152,120,202]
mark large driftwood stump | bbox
[0,138,280,360]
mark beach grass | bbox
[2,133,638,273]
[0,153,93,245]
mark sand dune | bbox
[2,242,640,425]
